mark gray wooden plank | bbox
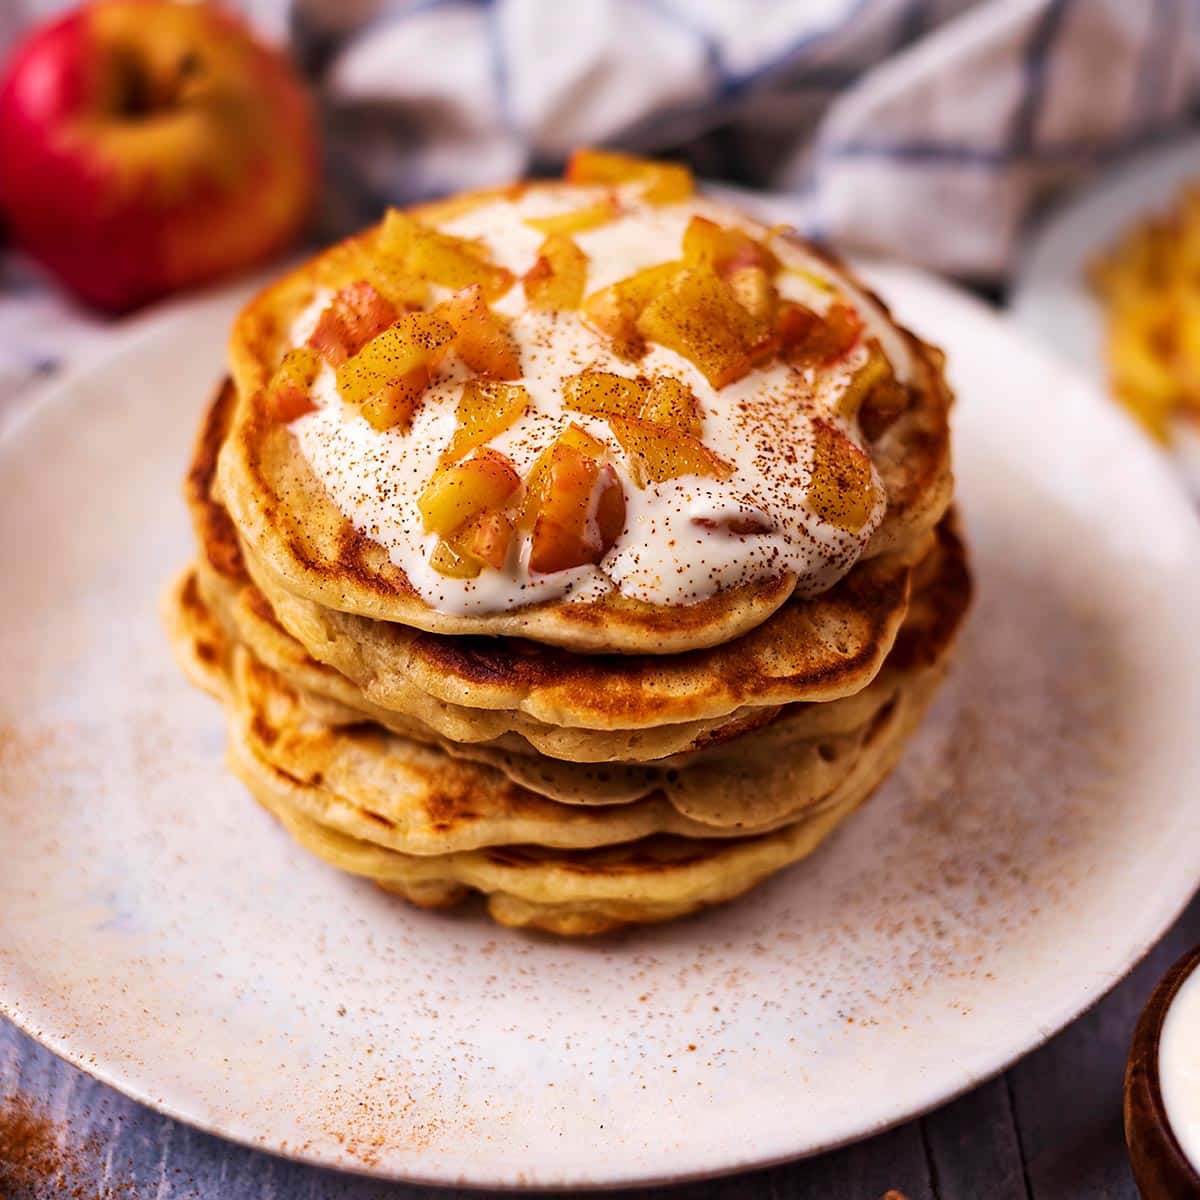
[1007,891,1200,1200]
[614,1118,934,1200]
[921,1075,1029,1200]
[754,1120,936,1200]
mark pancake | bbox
[231,664,935,936]
[217,181,952,655]
[168,561,962,831]
[192,380,921,749]
[241,531,919,730]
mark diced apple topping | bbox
[859,374,910,442]
[778,300,863,367]
[378,210,515,300]
[639,375,701,436]
[681,216,779,277]
[562,371,646,419]
[429,539,481,579]
[581,260,683,357]
[636,269,771,389]
[358,254,430,310]
[593,464,628,551]
[519,423,608,531]
[835,345,891,422]
[441,380,529,465]
[523,234,588,310]
[565,148,693,205]
[418,448,521,539]
[558,422,608,459]
[457,509,515,570]
[357,372,431,432]
[806,419,878,533]
[336,310,456,430]
[528,443,625,574]
[266,347,321,422]
[608,415,733,487]
[524,196,618,235]
[308,282,399,366]
[316,242,429,310]
[436,285,521,379]
[727,266,778,327]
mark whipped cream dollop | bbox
[287,186,912,615]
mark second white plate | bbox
[1010,132,1200,483]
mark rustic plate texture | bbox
[2,266,1199,1189]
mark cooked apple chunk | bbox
[457,509,515,570]
[859,374,910,441]
[562,371,646,420]
[418,448,521,538]
[681,216,779,277]
[558,422,608,459]
[608,415,733,487]
[429,538,481,579]
[528,444,625,574]
[524,234,588,310]
[358,369,431,432]
[778,300,863,367]
[266,347,321,422]
[359,255,429,310]
[379,210,514,300]
[835,345,892,422]
[437,285,521,378]
[593,463,627,551]
[308,282,399,366]
[806,419,878,533]
[565,148,693,204]
[727,265,778,327]
[636,269,769,388]
[524,197,618,235]
[441,380,529,465]
[582,260,683,356]
[316,241,428,310]
[336,310,456,429]
[519,424,600,529]
[639,375,701,436]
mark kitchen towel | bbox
[2,0,1197,399]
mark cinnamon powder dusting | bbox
[0,1092,131,1199]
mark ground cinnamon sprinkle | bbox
[0,1092,129,1200]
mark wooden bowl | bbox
[1125,944,1200,1198]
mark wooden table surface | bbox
[2,891,1196,1199]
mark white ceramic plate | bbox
[1010,132,1200,485]
[3,265,1200,1190]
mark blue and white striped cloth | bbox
[2,0,1198,403]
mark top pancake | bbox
[218,180,953,654]
[193,381,929,747]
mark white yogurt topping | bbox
[1159,964,1200,1171]
[287,185,908,615]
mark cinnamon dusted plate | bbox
[2,265,1200,1187]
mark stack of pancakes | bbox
[166,181,969,936]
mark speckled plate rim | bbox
[2,262,1200,1190]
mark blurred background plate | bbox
[3,265,1200,1189]
[1009,132,1200,485]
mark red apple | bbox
[0,0,318,312]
